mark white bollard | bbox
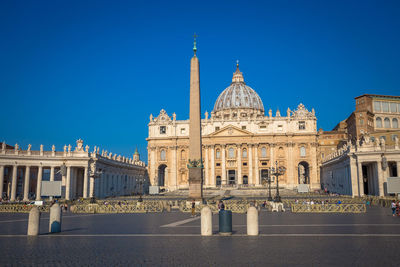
[49,203,62,233]
[27,206,40,236]
[247,206,259,236]
[201,206,212,236]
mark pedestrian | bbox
[191,199,196,217]
[391,200,396,217]
[220,200,225,211]
[396,201,400,216]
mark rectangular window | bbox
[370,136,375,142]
[259,125,266,129]
[392,134,398,141]
[215,127,220,131]
[382,102,389,112]
[373,101,381,112]
[359,119,364,125]
[299,121,305,130]
[242,126,246,130]
[243,162,247,166]
[180,128,186,134]
[278,125,283,131]
[160,126,166,134]
[216,163,221,166]
[380,136,386,141]
[390,102,397,113]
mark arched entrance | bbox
[228,170,236,185]
[298,161,310,184]
[243,175,248,185]
[158,164,167,186]
[216,176,221,186]
[261,169,269,185]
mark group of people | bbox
[190,200,226,217]
[391,200,400,217]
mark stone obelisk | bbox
[188,35,203,200]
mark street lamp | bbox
[267,176,273,201]
[269,160,286,203]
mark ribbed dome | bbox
[213,65,264,113]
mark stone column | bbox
[377,161,384,197]
[50,166,55,182]
[89,175,95,198]
[36,166,43,201]
[204,146,209,186]
[0,165,4,199]
[221,145,226,185]
[310,144,318,189]
[249,145,253,184]
[65,166,71,200]
[357,161,364,197]
[10,165,18,201]
[288,143,294,189]
[83,166,88,198]
[255,145,259,185]
[211,146,215,186]
[397,162,400,177]
[171,146,177,190]
[237,145,242,185]
[100,172,106,198]
[115,174,119,195]
[23,166,30,201]
[150,148,156,185]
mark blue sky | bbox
[1,0,399,162]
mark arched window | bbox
[216,176,221,186]
[181,150,186,160]
[376,117,382,128]
[300,146,306,157]
[243,175,248,184]
[242,148,247,158]
[261,147,267,158]
[160,149,166,161]
[228,148,234,158]
[384,117,391,128]
[392,118,398,129]
[216,149,221,159]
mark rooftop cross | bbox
[193,33,198,55]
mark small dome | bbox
[213,64,264,113]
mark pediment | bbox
[209,125,252,137]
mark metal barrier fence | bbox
[71,200,164,213]
[0,204,50,213]
[291,203,366,213]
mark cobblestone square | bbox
[1,206,400,266]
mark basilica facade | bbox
[147,63,319,191]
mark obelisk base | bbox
[189,167,203,200]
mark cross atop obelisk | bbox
[188,34,203,200]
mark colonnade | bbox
[355,160,400,197]
[94,170,145,199]
[0,163,148,201]
[0,164,60,201]
[150,142,317,190]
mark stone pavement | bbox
[0,206,400,266]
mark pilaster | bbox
[36,166,43,201]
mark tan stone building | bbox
[347,94,400,140]
[0,139,148,201]
[319,94,400,196]
[147,63,319,191]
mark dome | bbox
[213,64,264,113]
